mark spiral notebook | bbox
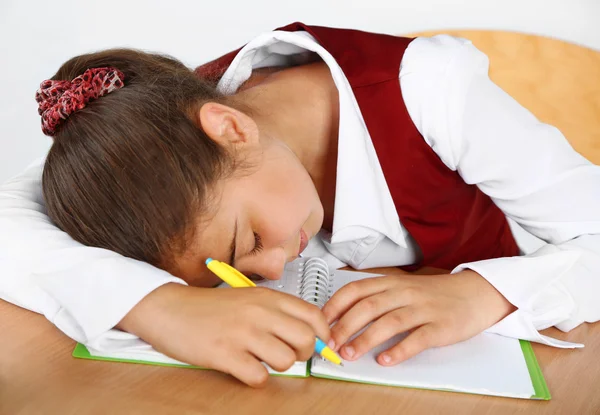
[73,257,550,400]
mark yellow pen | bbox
[205,258,343,366]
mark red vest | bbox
[195,22,519,270]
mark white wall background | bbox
[1,0,599,183]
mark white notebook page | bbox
[86,342,309,376]
[310,269,535,398]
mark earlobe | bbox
[198,102,259,148]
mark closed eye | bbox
[250,232,263,256]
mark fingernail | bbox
[327,339,336,350]
[381,354,391,364]
[343,345,355,359]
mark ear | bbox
[198,102,260,149]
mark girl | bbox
[1,22,599,387]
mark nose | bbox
[237,247,292,280]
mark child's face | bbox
[173,139,324,287]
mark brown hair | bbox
[42,48,233,273]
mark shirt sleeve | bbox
[0,159,186,347]
[400,35,600,348]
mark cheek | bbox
[263,180,313,221]
[281,169,318,210]
[247,186,309,245]
[261,198,303,236]
[247,152,321,237]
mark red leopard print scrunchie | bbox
[35,67,125,136]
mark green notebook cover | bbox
[73,339,550,399]
[519,340,551,400]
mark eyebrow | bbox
[229,218,238,266]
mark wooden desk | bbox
[2,31,599,414]
[1,267,599,415]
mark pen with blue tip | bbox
[205,258,344,367]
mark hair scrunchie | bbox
[35,67,125,136]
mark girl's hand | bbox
[118,283,330,387]
[321,270,515,365]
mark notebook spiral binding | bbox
[295,257,333,308]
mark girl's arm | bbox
[401,35,600,346]
[0,160,185,346]
[0,163,332,384]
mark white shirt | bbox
[1,31,599,352]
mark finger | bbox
[329,290,404,352]
[268,313,320,362]
[274,293,331,342]
[376,324,440,366]
[321,276,394,325]
[340,306,427,361]
[215,351,270,388]
[248,333,298,373]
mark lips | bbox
[299,229,309,255]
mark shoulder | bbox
[399,35,493,171]
[401,35,489,79]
